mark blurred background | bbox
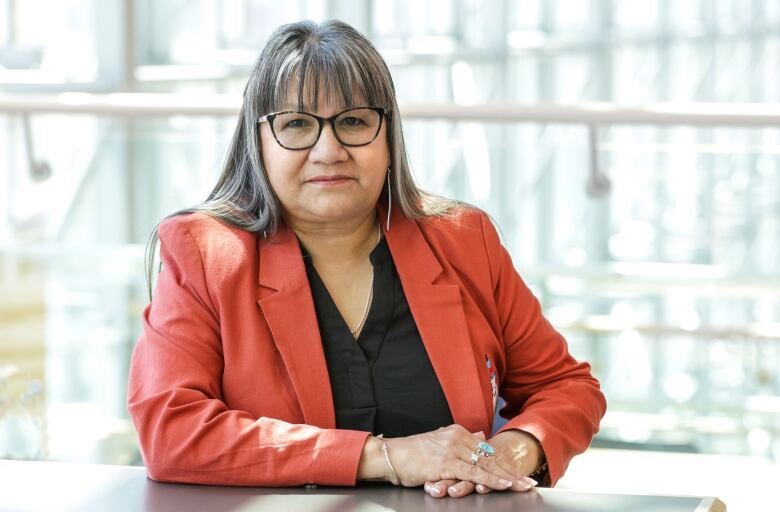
[0,0,779,506]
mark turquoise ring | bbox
[476,441,495,457]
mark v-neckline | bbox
[303,237,395,366]
[309,263,377,343]
[301,237,391,339]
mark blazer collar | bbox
[377,202,443,284]
[257,225,303,291]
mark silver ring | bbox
[470,452,480,465]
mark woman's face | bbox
[259,89,390,228]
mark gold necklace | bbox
[349,227,382,337]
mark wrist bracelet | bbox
[527,461,548,479]
[376,434,401,486]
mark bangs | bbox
[267,35,391,113]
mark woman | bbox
[127,19,606,499]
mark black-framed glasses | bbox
[257,107,387,150]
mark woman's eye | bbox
[341,116,365,127]
[285,119,310,129]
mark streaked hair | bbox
[145,19,456,299]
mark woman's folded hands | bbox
[359,425,542,498]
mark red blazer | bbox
[128,204,606,487]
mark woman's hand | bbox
[361,424,518,491]
[423,429,543,498]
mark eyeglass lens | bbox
[271,108,382,149]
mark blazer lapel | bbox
[380,204,492,435]
[256,225,335,429]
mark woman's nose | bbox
[308,122,349,163]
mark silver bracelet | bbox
[376,434,401,486]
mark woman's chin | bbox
[290,202,376,225]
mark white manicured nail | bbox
[522,476,538,486]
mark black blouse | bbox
[302,236,454,437]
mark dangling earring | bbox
[386,167,392,231]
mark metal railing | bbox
[2,93,780,127]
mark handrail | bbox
[1,93,780,127]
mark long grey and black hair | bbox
[144,19,455,299]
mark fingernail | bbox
[476,484,487,493]
[522,476,538,487]
[500,479,512,487]
[432,485,442,495]
[448,487,459,496]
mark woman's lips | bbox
[307,175,355,186]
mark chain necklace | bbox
[349,227,382,337]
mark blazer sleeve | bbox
[479,213,607,486]
[127,217,369,486]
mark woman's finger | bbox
[510,475,538,492]
[461,440,516,482]
[450,459,514,491]
[447,480,476,498]
[466,453,536,493]
[424,479,457,499]
[476,483,493,494]
[482,456,538,492]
